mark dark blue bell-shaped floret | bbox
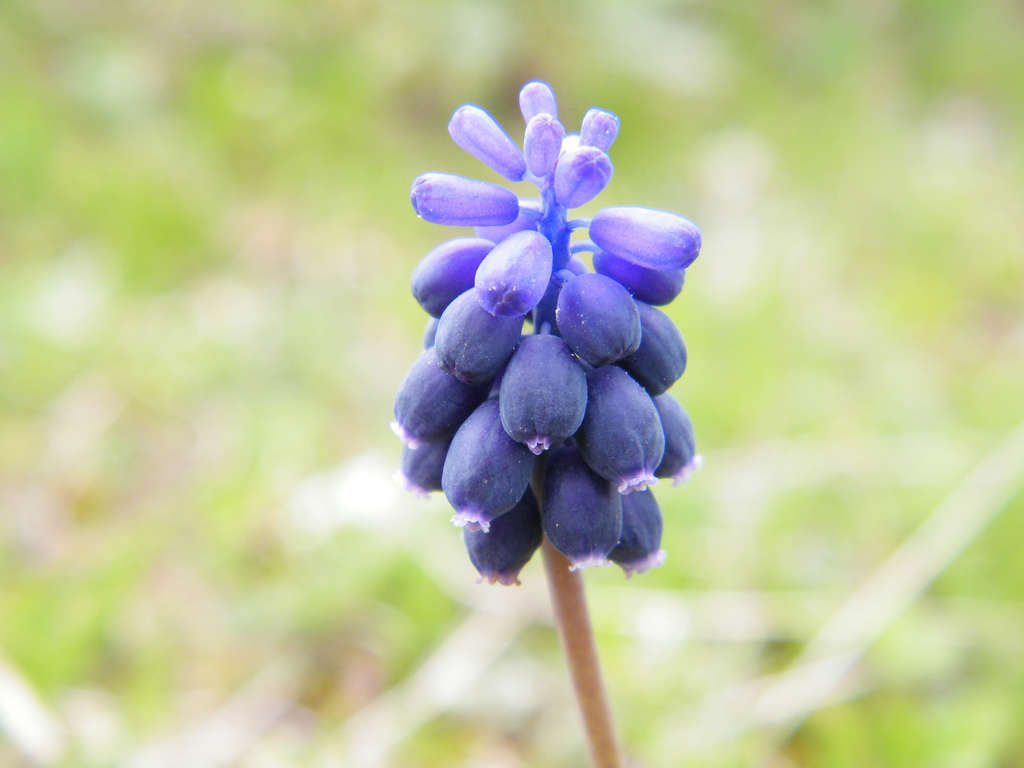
[499,334,587,455]
[474,230,553,317]
[442,399,534,532]
[519,80,558,121]
[475,203,541,244]
[448,104,527,182]
[398,439,449,496]
[524,113,565,178]
[422,317,438,349]
[464,487,542,585]
[553,146,613,209]
[579,108,620,152]
[392,348,488,447]
[411,237,494,317]
[556,273,641,367]
[593,249,684,306]
[435,289,525,385]
[620,301,688,396]
[576,366,665,494]
[590,206,702,270]
[542,445,623,570]
[411,173,520,226]
[609,489,666,576]
[653,393,701,484]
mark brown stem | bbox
[534,462,623,768]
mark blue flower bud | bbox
[411,237,494,318]
[518,80,558,121]
[593,249,684,306]
[435,289,525,385]
[448,104,527,182]
[474,230,553,317]
[566,257,587,276]
[524,114,565,178]
[475,203,541,243]
[542,445,623,570]
[576,366,665,494]
[442,399,534,532]
[464,487,542,585]
[579,108,620,152]
[620,301,687,396]
[590,206,702,270]
[399,439,449,496]
[553,146,613,209]
[609,489,666,576]
[392,349,488,447]
[422,317,438,349]
[499,334,587,455]
[653,393,701,484]
[411,173,520,226]
[555,273,641,366]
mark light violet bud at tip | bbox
[590,206,702,270]
[580,108,620,152]
[523,114,565,178]
[553,146,613,209]
[519,80,558,121]
[411,173,520,226]
[448,104,526,182]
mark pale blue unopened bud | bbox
[411,173,520,226]
[523,114,565,178]
[590,206,702,270]
[518,80,558,121]
[448,104,526,182]
[553,146,613,209]
[580,108,620,152]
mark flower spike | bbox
[397,81,702,584]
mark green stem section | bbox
[534,461,623,768]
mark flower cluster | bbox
[393,81,702,583]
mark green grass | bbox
[1,1,1023,766]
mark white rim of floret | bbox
[671,454,704,486]
[568,553,613,572]
[524,435,551,455]
[389,420,423,449]
[392,469,431,499]
[451,508,491,533]
[617,549,667,578]
[616,470,658,495]
[476,570,523,587]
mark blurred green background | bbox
[2,0,1024,766]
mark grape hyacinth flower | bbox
[394,80,705,768]
[396,80,703,583]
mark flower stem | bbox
[534,462,623,768]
